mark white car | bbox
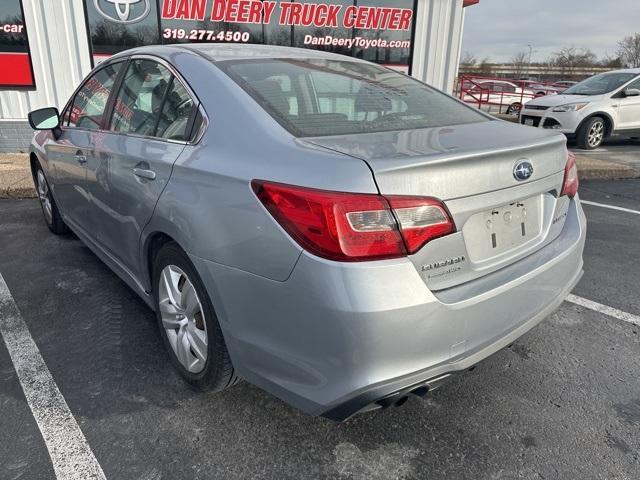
[520,68,640,149]
[463,80,535,114]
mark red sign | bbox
[86,0,415,72]
[161,0,413,31]
[0,0,35,87]
[0,52,33,86]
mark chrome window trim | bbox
[60,54,209,146]
[190,104,208,144]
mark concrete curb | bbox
[494,113,519,123]
[575,156,640,181]
[0,154,35,199]
[0,184,35,199]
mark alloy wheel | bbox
[36,170,53,225]
[158,265,208,373]
[507,104,521,115]
[587,120,604,148]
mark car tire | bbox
[506,103,522,115]
[153,242,240,391]
[34,162,68,235]
[576,116,606,150]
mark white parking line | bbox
[580,200,640,216]
[0,274,106,480]
[566,294,640,327]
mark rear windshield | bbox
[219,58,488,137]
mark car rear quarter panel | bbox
[142,52,379,283]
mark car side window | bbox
[61,106,71,126]
[156,78,195,141]
[68,62,123,130]
[110,59,172,137]
[626,78,640,91]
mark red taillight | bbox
[561,151,579,198]
[252,180,455,262]
[387,196,456,253]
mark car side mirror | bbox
[623,88,640,97]
[28,107,61,140]
[28,107,60,130]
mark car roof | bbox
[112,43,368,64]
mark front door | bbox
[86,58,197,280]
[50,61,125,235]
[617,78,640,131]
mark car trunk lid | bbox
[302,120,571,291]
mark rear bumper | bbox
[321,262,582,420]
[191,198,586,420]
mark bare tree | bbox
[478,57,493,76]
[599,53,624,69]
[511,50,529,77]
[460,51,477,66]
[617,33,640,68]
[549,47,597,75]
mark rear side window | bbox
[110,59,172,136]
[495,83,516,93]
[220,58,487,137]
[156,79,195,141]
[68,62,123,130]
[109,59,196,141]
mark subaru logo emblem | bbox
[513,160,534,181]
[93,0,150,24]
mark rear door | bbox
[86,57,198,280]
[49,61,125,234]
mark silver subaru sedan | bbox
[28,44,585,421]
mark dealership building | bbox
[0,0,478,152]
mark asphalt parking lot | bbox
[570,137,640,171]
[1,179,639,480]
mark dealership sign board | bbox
[0,0,35,87]
[85,0,415,71]
[160,1,413,30]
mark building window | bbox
[84,1,415,73]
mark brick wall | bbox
[0,121,34,153]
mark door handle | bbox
[133,168,156,180]
[75,154,87,164]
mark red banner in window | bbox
[0,0,35,87]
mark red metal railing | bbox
[455,75,563,115]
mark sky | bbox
[461,0,640,63]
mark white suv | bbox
[519,69,640,149]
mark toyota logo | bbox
[93,0,150,24]
[513,160,534,181]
